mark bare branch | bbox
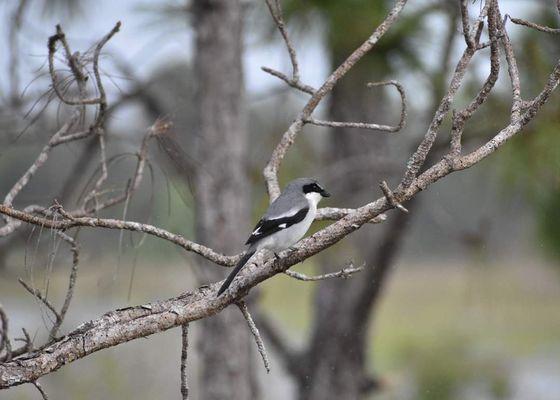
[18,279,61,323]
[48,232,80,341]
[261,67,315,94]
[508,15,560,34]
[180,324,189,400]
[92,21,122,125]
[460,0,475,49]
[399,1,493,188]
[236,300,270,373]
[264,0,299,81]
[0,305,12,362]
[284,262,364,281]
[3,329,32,362]
[450,1,501,158]
[251,310,303,376]
[499,14,523,121]
[2,112,80,209]
[264,0,409,199]
[47,22,121,107]
[304,80,407,132]
[78,120,158,216]
[0,204,236,267]
[262,0,317,95]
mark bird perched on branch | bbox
[217,178,330,296]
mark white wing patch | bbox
[278,223,287,229]
[252,226,261,235]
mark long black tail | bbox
[217,250,256,296]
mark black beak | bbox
[321,189,331,198]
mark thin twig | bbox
[399,1,491,188]
[0,305,12,361]
[261,67,315,94]
[18,279,61,323]
[508,15,560,34]
[450,0,501,158]
[304,80,407,132]
[500,13,523,121]
[284,262,364,281]
[47,232,80,341]
[0,204,236,267]
[180,324,189,400]
[5,328,33,361]
[32,380,49,400]
[236,300,270,373]
[262,0,315,94]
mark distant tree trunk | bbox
[296,55,414,400]
[191,1,256,399]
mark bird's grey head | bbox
[285,178,331,198]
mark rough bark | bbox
[191,1,256,399]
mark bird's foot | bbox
[274,252,281,260]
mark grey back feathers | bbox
[265,178,323,219]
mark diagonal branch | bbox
[18,279,61,323]
[263,0,409,200]
[236,300,270,373]
[262,0,315,94]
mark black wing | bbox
[245,207,309,245]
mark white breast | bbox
[257,194,319,252]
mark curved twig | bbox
[303,80,407,133]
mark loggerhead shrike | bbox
[217,177,330,296]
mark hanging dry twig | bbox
[236,300,270,373]
[18,279,61,323]
[180,324,189,400]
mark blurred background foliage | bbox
[1,0,559,399]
